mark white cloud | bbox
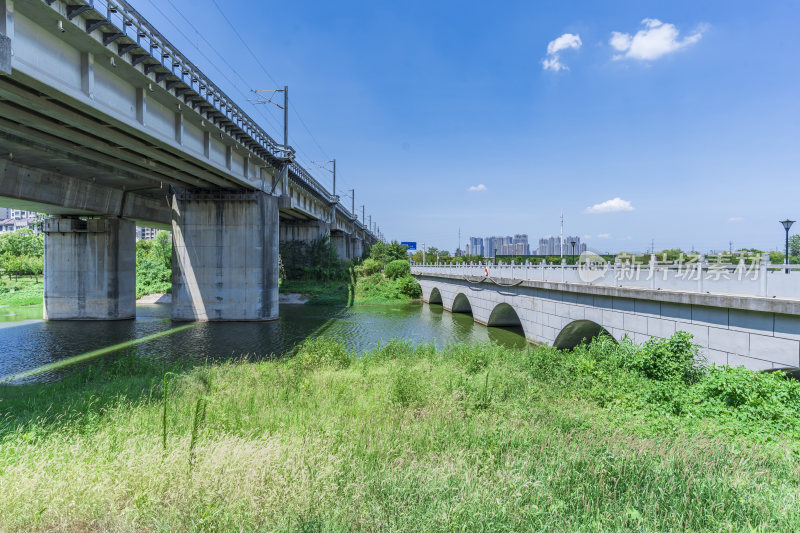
[467,184,487,192]
[584,197,635,214]
[583,234,592,240]
[547,33,582,55]
[728,216,744,223]
[542,33,582,71]
[610,19,705,61]
[597,233,612,239]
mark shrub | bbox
[355,258,382,277]
[623,331,702,384]
[279,235,346,281]
[691,365,800,426]
[384,259,410,279]
[396,276,421,298]
[368,241,408,265]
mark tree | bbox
[368,241,408,265]
[789,234,800,257]
[151,230,172,269]
[0,228,43,257]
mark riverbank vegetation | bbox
[1,333,799,530]
[0,229,43,281]
[135,230,172,299]
[0,228,174,305]
[0,276,43,308]
[0,230,45,308]
[279,238,421,304]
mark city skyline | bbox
[467,233,590,257]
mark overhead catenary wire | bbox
[209,0,334,164]
[151,0,286,136]
[140,0,373,231]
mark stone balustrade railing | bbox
[411,258,800,301]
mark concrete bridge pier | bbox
[43,216,136,320]
[331,231,351,260]
[351,236,363,260]
[279,220,331,243]
[171,190,279,321]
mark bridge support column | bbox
[43,216,135,320]
[279,220,330,243]
[351,236,363,260]
[171,190,279,321]
[331,231,350,260]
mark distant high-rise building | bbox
[563,236,585,256]
[468,237,484,256]
[10,209,32,220]
[136,226,159,240]
[512,234,529,255]
[484,236,507,258]
[538,236,560,256]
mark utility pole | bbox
[283,85,288,147]
[729,240,733,254]
[560,212,564,258]
[361,205,365,224]
[331,158,336,197]
[650,238,655,255]
[349,189,355,215]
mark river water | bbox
[0,302,526,384]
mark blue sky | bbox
[135,0,799,254]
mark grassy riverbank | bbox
[1,335,799,531]
[0,276,43,307]
[280,268,421,305]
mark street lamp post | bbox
[781,219,795,274]
[570,240,577,265]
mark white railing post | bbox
[561,259,566,282]
[698,255,705,293]
[760,255,768,297]
[649,254,656,289]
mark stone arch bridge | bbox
[412,262,800,371]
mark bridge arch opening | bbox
[429,287,443,305]
[452,293,473,314]
[554,320,615,351]
[487,303,526,341]
[487,303,523,328]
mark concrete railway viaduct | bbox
[0,0,377,321]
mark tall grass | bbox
[0,336,798,531]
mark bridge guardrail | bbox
[411,260,800,301]
[43,0,377,240]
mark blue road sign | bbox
[401,241,417,250]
